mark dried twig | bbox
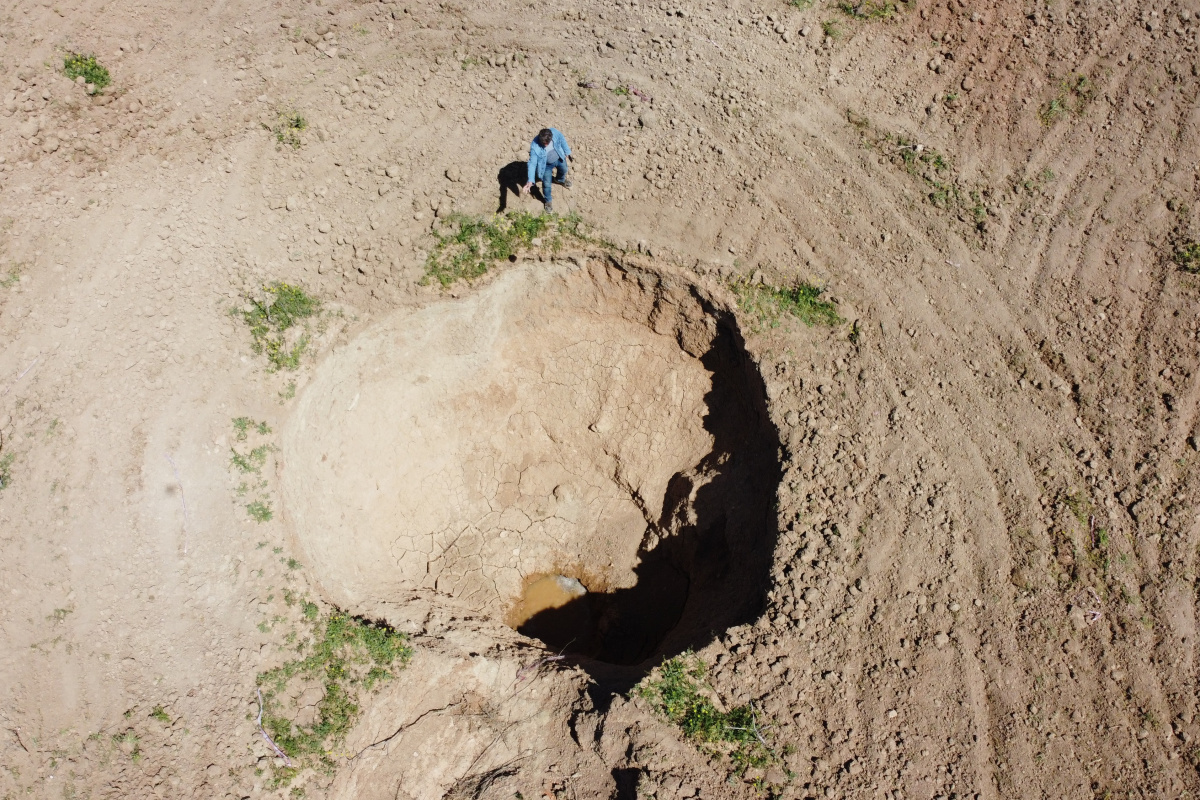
[257,689,292,767]
[515,654,565,682]
[164,454,189,554]
[1,356,39,397]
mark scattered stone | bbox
[961,76,975,92]
[386,164,401,178]
[445,165,461,182]
[285,196,299,211]
[934,632,950,648]
[41,137,59,154]
[19,119,39,139]
[318,221,332,234]
[127,99,142,113]
[639,111,658,129]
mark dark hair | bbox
[537,128,553,146]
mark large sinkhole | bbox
[282,257,781,675]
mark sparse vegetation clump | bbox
[1038,74,1094,126]
[239,282,320,371]
[838,0,902,20]
[272,112,308,148]
[256,613,413,771]
[63,52,111,89]
[636,652,776,773]
[1174,239,1200,273]
[733,280,842,329]
[0,451,13,492]
[422,211,588,287]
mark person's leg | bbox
[554,158,569,184]
[540,163,554,205]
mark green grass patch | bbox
[422,211,589,287]
[1174,239,1200,273]
[239,282,320,371]
[63,53,111,89]
[786,0,815,7]
[272,112,308,149]
[635,652,776,773]
[820,19,842,39]
[257,613,413,770]
[150,706,170,724]
[733,280,842,329]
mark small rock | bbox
[934,632,950,648]
[961,76,975,91]
[385,164,400,178]
[285,196,299,211]
[127,99,142,113]
[193,121,206,133]
[19,119,39,138]
[784,410,800,426]
[639,111,658,129]
[41,137,60,153]
[318,220,332,234]
[445,165,461,182]
[436,97,447,108]
[800,25,811,37]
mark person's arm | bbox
[555,129,572,160]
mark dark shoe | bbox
[543,201,554,214]
[554,178,573,188]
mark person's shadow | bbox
[497,160,544,211]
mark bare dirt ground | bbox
[3,0,1200,797]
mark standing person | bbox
[523,127,572,213]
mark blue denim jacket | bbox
[526,128,572,184]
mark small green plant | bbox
[636,652,775,772]
[247,500,274,523]
[1038,74,1093,126]
[230,444,271,474]
[838,0,900,20]
[257,614,413,769]
[150,706,170,724]
[1063,490,1091,524]
[786,0,814,7]
[612,85,630,96]
[112,731,140,762]
[63,53,111,89]
[423,211,586,287]
[820,19,842,38]
[0,266,20,288]
[239,282,320,371]
[272,112,308,149]
[733,281,842,329]
[1174,239,1200,273]
[460,55,483,69]
[0,452,13,491]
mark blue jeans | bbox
[540,158,568,203]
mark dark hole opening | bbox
[514,313,782,692]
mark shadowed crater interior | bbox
[281,256,781,682]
